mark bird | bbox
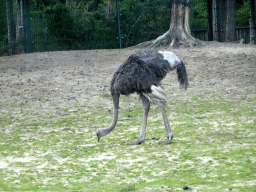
[96,49,188,145]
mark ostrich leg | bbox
[157,101,173,145]
[127,95,150,145]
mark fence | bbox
[0,42,24,56]
[1,0,255,56]
[192,27,256,44]
[191,0,256,44]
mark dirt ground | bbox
[0,42,255,191]
[0,42,255,117]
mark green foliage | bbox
[87,9,118,49]
[28,0,256,50]
[31,0,59,11]
[190,0,208,29]
[236,0,250,27]
[44,3,74,39]
[30,0,173,50]
[120,0,170,47]
[2,0,254,52]
[0,0,7,42]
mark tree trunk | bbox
[16,0,23,40]
[23,0,33,53]
[6,0,16,44]
[212,0,218,41]
[225,0,235,42]
[207,0,213,41]
[107,0,115,15]
[219,0,226,42]
[249,0,255,44]
[212,0,236,42]
[136,0,201,48]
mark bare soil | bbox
[0,42,255,116]
[0,42,255,191]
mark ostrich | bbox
[96,49,188,145]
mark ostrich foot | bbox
[127,138,145,145]
[158,135,173,145]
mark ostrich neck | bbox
[103,107,118,136]
[101,93,120,137]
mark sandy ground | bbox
[0,42,255,117]
[0,42,255,190]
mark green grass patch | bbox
[0,95,255,191]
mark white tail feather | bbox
[143,85,167,103]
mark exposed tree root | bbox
[135,29,204,49]
[134,0,204,49]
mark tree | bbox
[16,0,23,40]
[212,0,218,41]
[6,0,16,44]
[107,0,115,15]
[23,0,33,53]
[137,0,201,48]
[211,0,235,42]
[0,0,7,42]
[249,0,255,44]
[207,0,213,41]
[225,0,236,42]
[44,3,74,39]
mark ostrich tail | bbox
[176,61,188,89]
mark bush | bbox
[236,0,250,27]
[44,3,74,39]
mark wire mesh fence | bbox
[1,0,255,56]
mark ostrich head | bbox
[96,129,105,142]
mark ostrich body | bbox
[96,50,188,145]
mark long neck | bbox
[102,93,119,137]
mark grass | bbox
[0,92,255,192]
